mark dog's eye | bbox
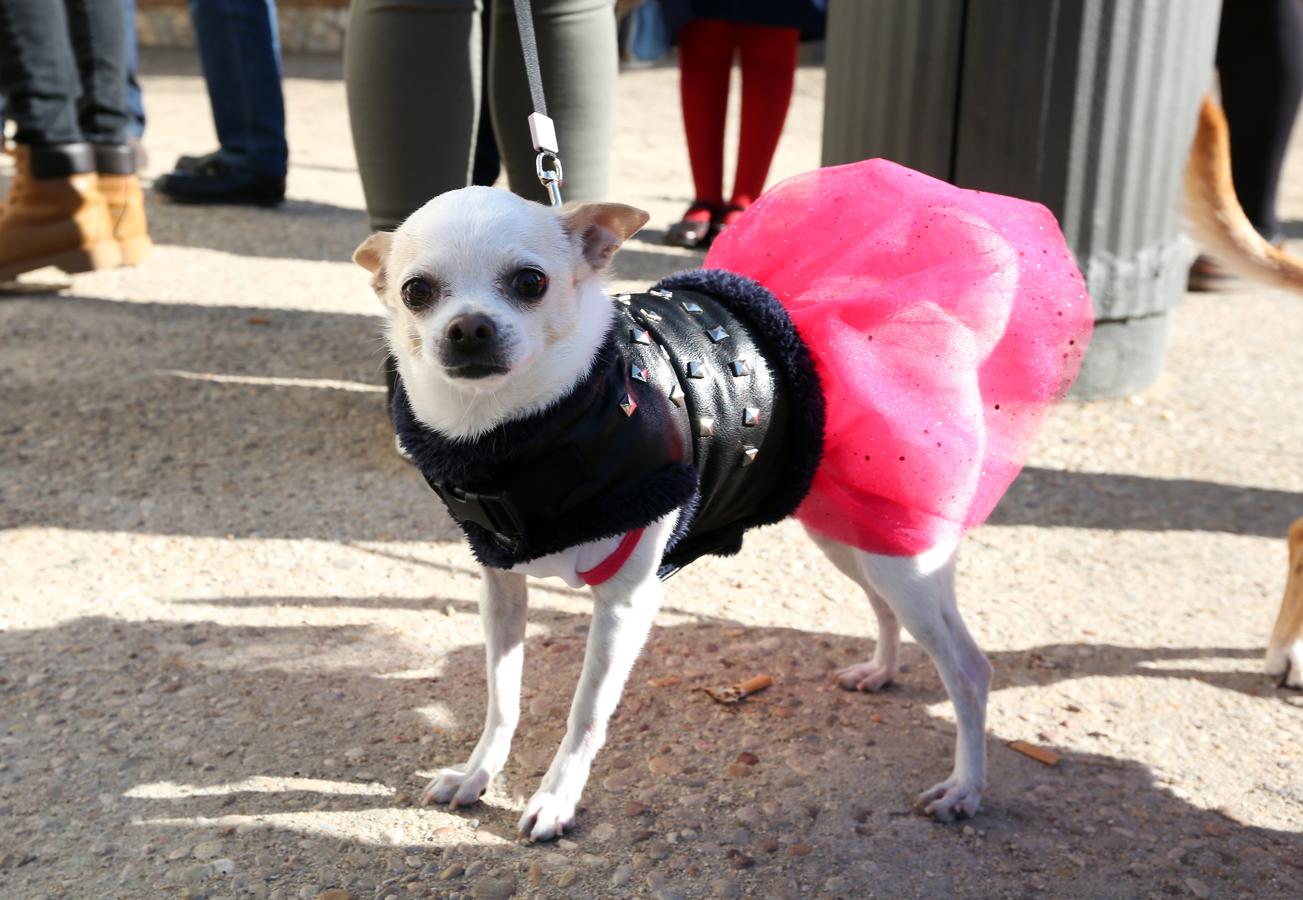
[510,267,548,300]
[401,277,436,311]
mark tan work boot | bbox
[0,143,122,280]
[95,144,152,266]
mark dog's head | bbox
[354,187,647,425]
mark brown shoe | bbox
[95,144,152,266]
[0,143,121,280]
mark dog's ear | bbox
[353,231,394,299]
[560,202,650,271]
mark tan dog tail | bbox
[1184,95,1303,293]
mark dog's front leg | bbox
[423,567,528,808]
[517,526,670,841]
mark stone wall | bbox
[136,0,350,55]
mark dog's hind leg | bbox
[1266,516,1303,689]
[422,567,528,808]
[811,529,991,822]
[807,530,901,691]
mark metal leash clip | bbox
[529,112,564,207]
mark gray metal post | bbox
[822,0,1222,398]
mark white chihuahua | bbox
[353,186,993,841]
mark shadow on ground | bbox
[2,612,1300,899]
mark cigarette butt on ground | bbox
[1008,740,1060,766]
[703,673,774,704]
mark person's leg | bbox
[64,0,149,264]
[0,0,122,278]
[0,0,84,147]
[728,23,798,221]
[345,0,482,231]
[1215,0,1303,243]
[64,0,129,146]
[471,0,501,188]
[489,0,617,204]
[122,0,145,140]
[677,19,734,211]
[186,0,288,176]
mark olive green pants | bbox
[345,0,617,231]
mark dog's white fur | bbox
[354,187,993,839]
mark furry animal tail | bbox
[1184,95,1303,292]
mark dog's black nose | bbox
[444,313,496,353]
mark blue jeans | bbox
[188,0,288,176]
[0,0,138,144]
[122,0,144,137]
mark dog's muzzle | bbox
[439,313,508,379]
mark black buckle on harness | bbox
[425,477,525,551]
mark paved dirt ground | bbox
[2,50,1302,900]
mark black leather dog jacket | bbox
[391,269,825,579]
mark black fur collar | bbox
[391,328,698,569]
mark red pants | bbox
[677,18,799,219]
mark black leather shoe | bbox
[173,149,221,173]
[154,157,285,206]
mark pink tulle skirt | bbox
[705,159,1093,556]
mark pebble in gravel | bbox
[470,874,516,899]
[192,840,224,861]
[556,868,579,888]
[712,878,742,899]
[611,865,635,887]
[314,891,353,900]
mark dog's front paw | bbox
[1266,639,1303,689]
[915,777,983,823]
[517,790,577,842]
[836,660,897,692]
[422,763,495,809]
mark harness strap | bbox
[578,528,645,586]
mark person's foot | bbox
[154,156,286,206]
[95,144,151,267]
[172,149,221,173]
[665,201,721,248]
[720,200,751,227]
[0,143,121,280]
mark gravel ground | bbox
[2,51,1302,900]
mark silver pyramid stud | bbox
[650,288,673,299]
[740,446,759,467]
[668,383,685,407]
[730,359,752,377]
[630,327,651,345]
[631,364,649,383]
[706,325,729,343]
[619,394,637,416]
[615,292,632,305]
[697,416,716,437]
[681,300,703,314]
[743,407,761,427]
[686,361,705,379]
[639,308,663,322]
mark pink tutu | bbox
[705,159,1093,556]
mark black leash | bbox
[511,0,564,206]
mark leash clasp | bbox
[529,112,564,207]
[535,150,564,208]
